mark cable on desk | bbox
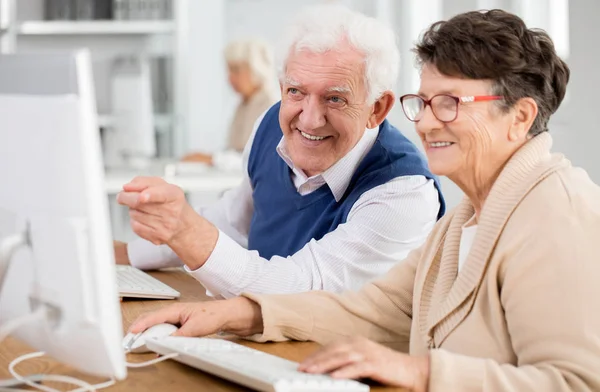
[1,304,116,391]
[8,351,116,392]
[125,352,179,368]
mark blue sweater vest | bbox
[247,102,445,259]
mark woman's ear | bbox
[367,91,395,129]
[508,97,538,141]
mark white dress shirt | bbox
[128,113,441,298]
[458,217,478,272]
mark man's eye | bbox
[288,88,299,94]
[329,96,344,104]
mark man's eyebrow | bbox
[325,85,351,94]
[284,76,301,87]
[283,77,351,94]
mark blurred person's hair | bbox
[224,39,275,88]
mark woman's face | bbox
[414,64,523,187]
[227,61,257,97]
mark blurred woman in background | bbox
[182,39,277,169]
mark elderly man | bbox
[115,4,445,299]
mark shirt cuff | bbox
[184,230,251,298]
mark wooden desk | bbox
[0,270,406,391]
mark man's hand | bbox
[116,176,219,270]
[129,297,264,337]
[116,177,193,245]
[298,337,430,391]
[113,240,130,265]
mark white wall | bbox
[178,0,227,154]
[555,0,600,183]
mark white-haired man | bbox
[115,4,445,298]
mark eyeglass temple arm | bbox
[460,95,503,103]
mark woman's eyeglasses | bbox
[399,94,504,123]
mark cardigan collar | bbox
[419,133,570,346]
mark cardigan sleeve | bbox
[241,244,423,352]
[428,175,600,392]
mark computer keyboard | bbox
[146,336,370,392]
[116,265,180,299]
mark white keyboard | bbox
[146,336,370,392]
[116,265,180,299]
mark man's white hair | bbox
[225,38,276,88]
[277,4,400,103]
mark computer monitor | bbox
[0,50,126,380]
[105,55,157,169]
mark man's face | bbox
[279,46,373,177]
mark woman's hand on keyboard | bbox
[298,336,430,391]
[128,297,264,338]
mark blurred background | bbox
[0,0,597,240]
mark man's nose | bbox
[298,96,326,130]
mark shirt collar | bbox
[276,127,379,202]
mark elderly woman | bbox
[130,9,600,391]
[182,39,278,168]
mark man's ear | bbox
[367,91,395,129]
[508,97,538,141]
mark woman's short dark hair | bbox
[415,9,570,136]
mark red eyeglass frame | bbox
[399,94,504,123]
